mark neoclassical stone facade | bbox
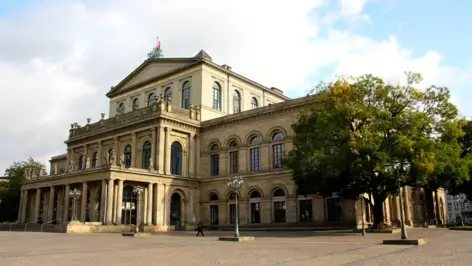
[18,47,447,232]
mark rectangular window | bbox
[250,147,260,171]
[272,144,284,169]
[229,151,239,174]
[210,154,219,176]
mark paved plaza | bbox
[0,229,471,265]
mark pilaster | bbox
[80,182,88,222]
[131,132,137,168]
[157,126,165,174]
[97,140,103,166]
[164,127,171,175]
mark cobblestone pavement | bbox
[0,229,470,266]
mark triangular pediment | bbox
[107,59,199,97]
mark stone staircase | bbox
[0,222,65,233]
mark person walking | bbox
[196,221,204,236]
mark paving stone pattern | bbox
[0,229,470,266]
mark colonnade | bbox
[17,179,197,228]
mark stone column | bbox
[97,140,103,166]
[165,127,171,175]
[188,134,195,176]
[17,190,24,222]
[157,127,165,174]
[80,182,88,222]
[115,179,123,225]
[131,132,137,168]
[143,187,148,224]
[163,184,169,225]
[106,179,114,225]
[383,199,391,224]
[21,190,29,223]
[435,190,443,225]
[150,128,156,169]
[154,183,161,225]
[195,134,200,177]
[47,186,55,221]
[402,187,412,226]
[63,184,70,223]
[33,188,41,222]
[147,183,153,225]
[100,180,107,223]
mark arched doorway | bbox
[272,188,286,223]
[170,192,182,227]
[249,190,262,224]
[209,193,219,225]
[121,186,138,225]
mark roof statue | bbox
[147,36,164,59]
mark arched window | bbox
[209,193,219,201]
[78,155,84,170]
[273,189,285,197]
[132,98,139,111]
[92,152,98,168]
[233,90,241,113]
[249,135,261,171]
[181,81,191,109]
[228,140,238,174]
[124,145,132,168]
[212,82,221,110]
[251,97,258,109]
[164,87,172,104]
[171,141,183,175]
[210,144,219,177]
[271,131,284,169]
[250,190,261,198]
[141,141,152,169]
[117,103,125,115]
[147,93,155,106]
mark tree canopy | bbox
[448,121,472,200]
[283,72,470,228]
[0,157,45,222]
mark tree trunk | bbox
[371,197,385,229]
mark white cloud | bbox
[0,0,470,171]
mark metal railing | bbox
[41,218,61,232]
[24,220,41,232]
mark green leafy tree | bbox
[0,157,45,222]
[448,121,472,200]
[284,72,469,228]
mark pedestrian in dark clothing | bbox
[196,221,204,236]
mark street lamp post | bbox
[359,193,366,236]
[227,176,243,238]
[69,188,82,221]
[133,185,144,233]
[388,161,410,240]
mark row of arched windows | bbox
[116,81,192,115]
[76,140,184,175]
[208,188,286,201]
[211,82,260,113]
[209,131,285,176]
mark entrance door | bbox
[210,205,219,225]
[170,193,182,227]
[122,188,137,225]
[251,202,261,223]
[273,201,286,223]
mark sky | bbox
[1,0,471,173]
